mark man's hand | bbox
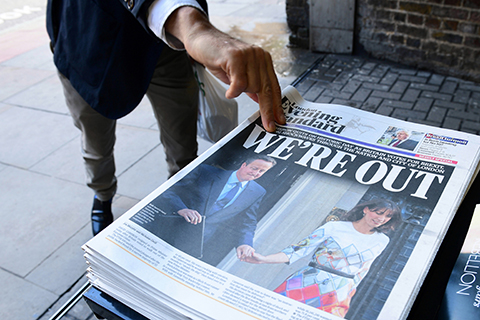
[236,244,255,260]
[177,208,202,224]
[165,7,285,132]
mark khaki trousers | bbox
[58,47,198,201]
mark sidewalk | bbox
[0,1,318,320]
[1,1,480,320]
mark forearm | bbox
[236,207,259,248]
[164,6,227,68]
[165,6,210,51]
[148,0,206,49]
[261,252,289,264]
[164,6,285,132]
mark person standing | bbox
[243,199,402,318]
[46,0,285,235]
[157,155,276,265]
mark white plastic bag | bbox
[193,62,238,143]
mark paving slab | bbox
[0,65,53,101]
[207,2,247,17]
[30,137,86,186]
[2,42,53,70]
[116,145,175,201]
[222,3,286,23]
[4,73,68,114]
[0,166,91,277]
[0,268,57,320]
[0,16,48,63]
[112,124,163,177]
[25,224,91,295]
[0,105,78,168]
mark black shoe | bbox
[91,197,113,236]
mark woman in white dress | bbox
[243,199,402,318]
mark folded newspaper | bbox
[437,204,480,319]
[83,86,480,320]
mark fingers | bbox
[236,245,255,261]
[181,19,285,132]
[262,51,286,127]
[177,209,202,224]
[239,252,262,264]
[226,46,285,132]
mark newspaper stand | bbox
[83,286,146,320]
[82,172,480,320]
[81,64,480,320]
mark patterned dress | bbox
[274,221,389,318]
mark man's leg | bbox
[146,46,199,177]
[57,72,116,234]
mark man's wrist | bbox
[148,0,206,49]
[165,6,210,50]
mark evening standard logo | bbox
[425,133,468,145]
[282,97,346,134]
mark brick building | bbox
[286,0,480,82]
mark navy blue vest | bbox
[46,0,207,119]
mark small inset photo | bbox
[377,126,424,151]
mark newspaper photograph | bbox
[83,86,480,320]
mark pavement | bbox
[1,1,479,320]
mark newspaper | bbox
[437,204,480,319]
[83,86,480,319]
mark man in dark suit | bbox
[46,0,285,236]
[388,129,418,151]
[156,155,276,266]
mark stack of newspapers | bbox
[83,86,480,320]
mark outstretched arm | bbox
[242,251,289,264]
[164,6,285,132]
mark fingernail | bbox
[268,121,276,132]
[279,113,286,124]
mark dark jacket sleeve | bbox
[155,164,220,215]
[236,186,265,247]
[159,165,205,213]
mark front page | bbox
[83,86,480,319]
